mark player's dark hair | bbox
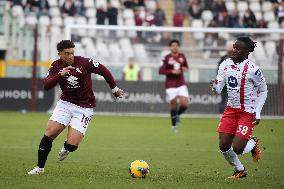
[237,36,257,52]
[57,40,75,52]
[169,39,180,47]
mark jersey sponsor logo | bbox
[89,59,100,67]
[228,76,238,88]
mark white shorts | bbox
[166,85,189,102]
[49,100,94,135]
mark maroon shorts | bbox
[218,107,255,140]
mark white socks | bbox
[242,138,256,154]
[222,147,245,171]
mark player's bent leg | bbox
[219,133,245,177]
[58,127,83,161]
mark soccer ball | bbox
[129,160,150,178]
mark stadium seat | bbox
[85,8,96,18]
[96,41,110,58]
[25,14,38,26]
[51,16,63,26]
[48,0,58,7]
[38,15,50,26]
[11,5,24,17]
[109,43,122,62]
[123,9,134,20]
[268,21,279,28]
[146,0,156,11]
[249,2,261,12]
[237,1,248,12]
[262,1,272,12]
[84,0,95,8]
[74,42,86,56]
[96,0,107,9]
[75,17,88,36]
[254,41,267,61]
[254,12,263,21]
[119,38,134,58]
[225,1,236,12]
[111,0,120,9]
[201,11,213,22]
[264,11,275,22]
[63,16,75,25]
[133,44,147,60]
[264,41,276,61]
[49,7,61,17]
[81,37,94,47]
[191,19,204,40]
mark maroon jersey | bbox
[159,53,188,88]
[44,56,117,108]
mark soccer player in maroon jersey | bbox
[28,40,124,175]
[159,39,189,132]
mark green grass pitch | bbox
[0,112,283,189]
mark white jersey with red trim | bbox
[213,58,268,119]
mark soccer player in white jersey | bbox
[210,36,268,179]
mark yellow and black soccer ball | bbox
[129,160,150,178]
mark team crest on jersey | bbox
[76,67,82,73]
[179,57,183,63]
[66,75,79,89]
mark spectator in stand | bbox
[277,0,284,25]
[10,0,24,7]
[74,0,85,16]
[107,1,118,39]
[203,0,214,10]
[61,0,76,16]
[38,0,49,16]
[212,0,227,17]
[243,8,257,28]
[154,2,167,26]
[257,19,267,28]
[228,8,241,28]
[134,9,143,40]
[214,11,229,27]
[175,0,187,16]
[188,0,203,19]
[144,10,156,43]
[96,6,106,25]
[123,0,145,9]
[25,0,40,13]
[172,8,184,43]
[122,57,141,81]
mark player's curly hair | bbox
[169,39,180,47]
[57,40,75,52]
[237,36,257,52]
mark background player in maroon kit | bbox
[159,39,189,132]
[28,40,124,175]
